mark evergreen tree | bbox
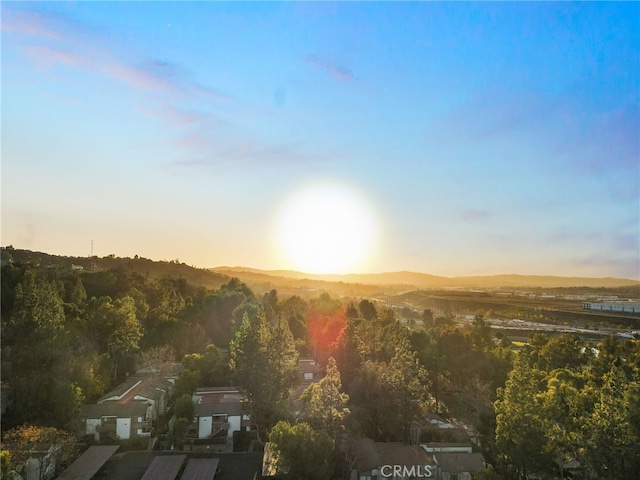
[300,357,350,437]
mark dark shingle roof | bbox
[434,452,485,473]
[80,402,148,419]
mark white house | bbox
[192,387,251,442]
[79,402,151,441]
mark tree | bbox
[494,354,550,479]
[471,314,492,350]
[6,269,65,355]
[421,309,434,327]
[1,425,77,477]
[269,421,335,480]
[181,344,228,386]
[4,270,83,428]
[538,369,584,479]
[174,394,195,421]
[300,357,349,437]
[358,299,377,321]
[230,313,299,438]
[169,417,189,450]
[347,360,397,441]
[383,337,430,443]
[583,362,640,479]
[105,296,142,381]
[1,450,11,480]
[536,334,585,372]
[173,370,200,399]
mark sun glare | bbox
[274,183,378,274]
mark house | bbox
[419,413,472,444]
[422,444,472,454]
[191,387,252,443]
[432,452,486,480]
[78,402,152,441]
[77,367,174,442]
[298,357,322,383]
[289,357,324,415]
[350,438,437,480]
[422,444,485,480]
[97,375,170,421]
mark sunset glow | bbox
[274,184,378,274]
[2,2,638,278]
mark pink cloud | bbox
[141,104,210,129]
[1,9,62,39]
[6,7,227,101]
[24,44,84,69]
[105,62,178,95]
[306,55,357,81]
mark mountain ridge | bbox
[211,266,639,289]
[2,247,636,290]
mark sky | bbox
[2,1,639,279]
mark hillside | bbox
[212,267,639,289]
[3,247,637,295]
[1,247,230,290]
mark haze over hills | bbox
[2,248,637,292]
[212,266,640,289]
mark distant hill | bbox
[3,248,637,295]
[1,247,231,290]
[212,267,640,289]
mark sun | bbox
[274,183,378,274]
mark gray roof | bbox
[181,458,220,480]
[56,446,120,480]
[140,455,186,480]
[97,379,141,403]
[98,376,169,404]
[80,402,148,419]
[195,402,243,417]
[353,438,435,473]
[195,387,242,394]
[434,452,485,473]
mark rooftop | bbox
[80,402,149,419]
[353,438,435,474]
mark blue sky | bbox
[2,2,638,278]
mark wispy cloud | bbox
[306,55,357,81]
[556,105,639,173]
[140,103,211,129]
[5,7,227,101]
[459,209,491,223]
[1,9,67,39]
[569,254,639,280]
[5,6,329,170]
[428,90,554,144]
[167,132,331,170]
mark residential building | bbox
[191,387,251,443]
[432,452,486,480]
[97,375,170,421]
[79,402,151,441]
[298,357,322,383]
[350,438,437,480]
